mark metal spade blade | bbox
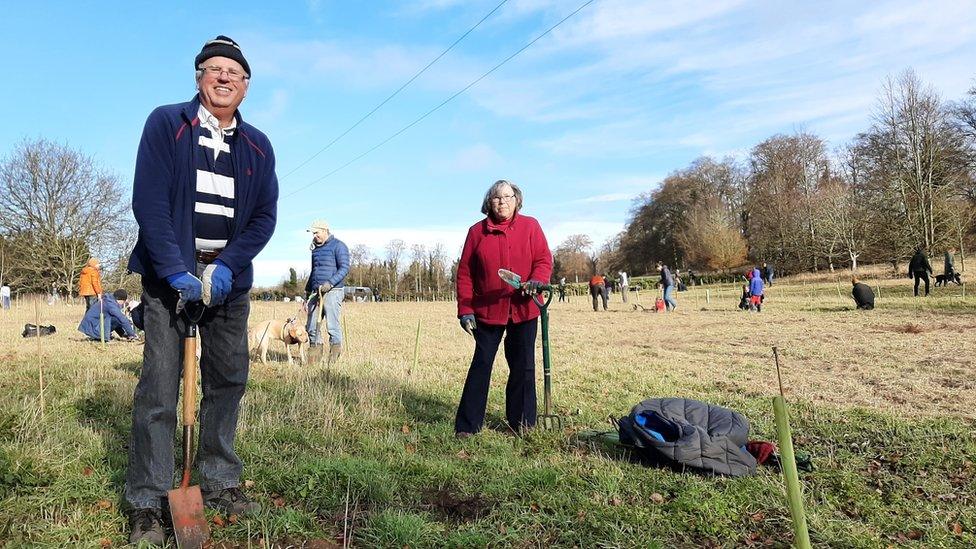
[497,268,523,289]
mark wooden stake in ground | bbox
[410,317,422,377]
[772,347,811,549]
[34,296,45,415]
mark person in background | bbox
[658,263,676,312]
[749,266,764,312]
[455,179,552,437]
[78,289,138,341]
[0,283,10,310]
[303,219,350,366]
[908,246,932,297]
[589,274,607,311]
[851,276,875,310]
[78,257,103,311]
[738,284,751,311]
[602,273,612,302]
[944,248,956,279]
[762,262,774,286]
[557,277,567,302]
[618,271,629,303]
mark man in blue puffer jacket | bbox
[304,219,350,365]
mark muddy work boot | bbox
[202,486,261,516]
[327,343,343,366]
[128,508,166,546]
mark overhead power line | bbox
[279,0,511,182]
[283,0,596,200]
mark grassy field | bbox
[1,274,975,547]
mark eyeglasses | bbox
[199,65,248,82]
[490,194,516,203]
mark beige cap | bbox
[307,219,330,232]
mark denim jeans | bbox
[663,285,677,311]
[455,319,538,434]
[124,277,250,510]
[306,287,344,345]
[1,296,9,309]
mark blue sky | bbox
[2,1,975,285]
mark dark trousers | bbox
[455,319,538,434]
[84,295,97,311]
[913,271,930,296]
[124,278,250,510]
[590,284,607,311]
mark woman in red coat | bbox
[455,180,553,437]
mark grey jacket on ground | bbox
[621,397,757,477]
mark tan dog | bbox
[249,318,309,365]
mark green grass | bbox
[0,276,975,547]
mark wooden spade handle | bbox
[183,333,197,426]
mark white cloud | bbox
[570,192,637,204]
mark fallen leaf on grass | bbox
[82,466,94,477]
[98,538,112,548]
[273,496,286,508]
[951,522,963,535]
[228,514,239,524]
[96,499,112,510]
[243,479,255,489]
[530,503,540,512]
[405,444,416,454]
[212,514,225,528]
[456,449,470,460]
[609,496,622,506]
[401,424,411,434]
[650,493,665,504]
[750,511,765,522]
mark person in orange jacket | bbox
[78,257,103,311]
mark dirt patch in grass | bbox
[420,487,492,522]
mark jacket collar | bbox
[485,212,518,232]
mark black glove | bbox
[459,314,476,336]
[319,282,334,293]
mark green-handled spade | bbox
[498,269,563,430]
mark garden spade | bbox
[169,302,209,548]
[497,269,563,430]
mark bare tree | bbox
[385,238,405,299]
[0,138,131,294]
[553,234,592,282]
[677,199,748,271]
[870,69,967,251]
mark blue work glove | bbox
[522,280,544,295]
[166,271,203,303]
[202,261,233,306]
[459,314,476,336]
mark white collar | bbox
[197,104,237,136]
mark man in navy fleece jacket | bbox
[123,36,277,545]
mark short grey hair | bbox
[481,179,524,215]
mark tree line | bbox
[599,69,976,277]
